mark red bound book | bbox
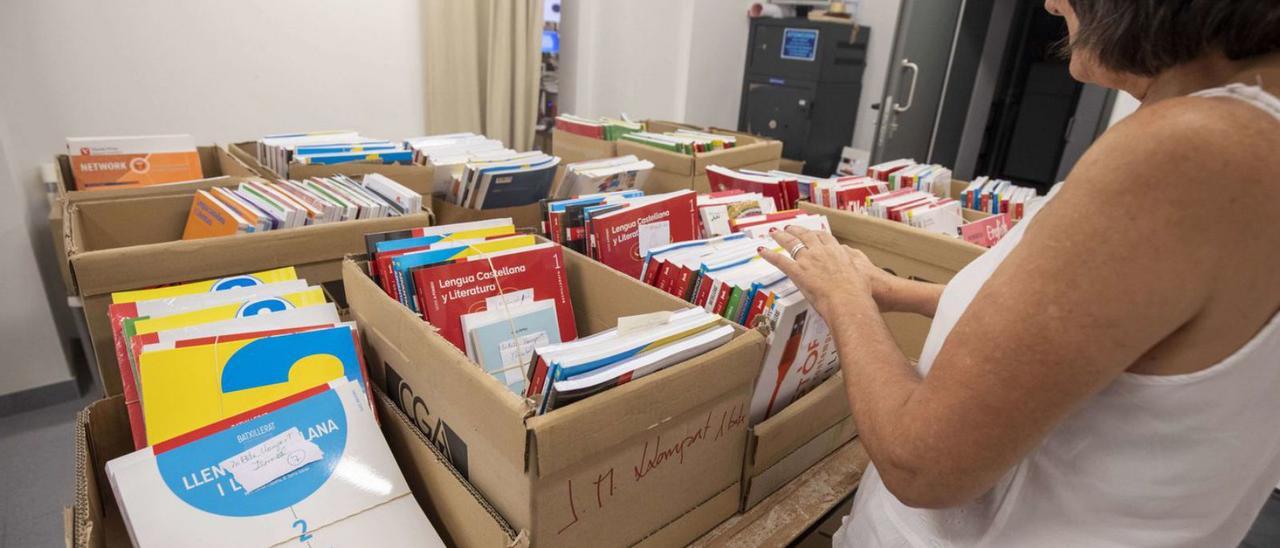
[589,193,699,279]
[412,244,577,351]
[711,281,734,315]
[693,273,718,307]
[706,167,800,211]
[555,118,605,139]
[743,290,772,327]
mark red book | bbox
[693,273,718,307]
[588,191,699,279]
[554,117,605,139]
[960,214,1012,248]
[706,166,799,211]
[412,243,577,351]
[742,290,772,327]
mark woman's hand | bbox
[758,226,884,318]
[759,226,901,315]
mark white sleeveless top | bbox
[836,84,1280,547]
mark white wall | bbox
[560,0,899,153]
[0,0,427,398]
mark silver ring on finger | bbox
[788,242,807,258]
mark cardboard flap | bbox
[551,128,618,167]
[68,210,431,297]
[748,373,851,475]
[214,145,263,178]
[800,202,983,274]
[430,197,543,233]
[527,328,765,479]
[374,388,526,548]
[75,396,133,548]
[342,259,530,471]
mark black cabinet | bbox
[738,19,869,176]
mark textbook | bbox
[696,190,777,237]
[960,213,1012,248]
[749,290,839,424]
[107,379,444,547]
[137,324,369,445]
[586,190,699,279]
[110,267,300,304]
[448,151,560,209]
[387,235,538,313]
[66,134,203,190]
[706,165,800,210]
[462,299,563,395]
[554,114,644,141]
[180,175,422,240]
[554,155,654,199]
[411,242,576,350]
[619,129,737,155]
[526,308,730,414]
[541,190,643,252]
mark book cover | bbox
[182,190,252,240]
[388,235,537,313]
[463,300,562,396]
[137,325,368,446]
[749,293,839,424]
[413,243,576,350]
[107,380,444,547]
[960,213,1012,248]
[589,191,698,279]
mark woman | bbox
[759,0,1280,545]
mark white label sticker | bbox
[219,427,323,493]
[637,220,672,256]
[485,288,534,310]
[498,331,549,385]
[617,311,674,335]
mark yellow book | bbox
[138,324,366,445]
[128,288,327,337]
[110,267,298,304]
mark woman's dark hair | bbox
[1067,0,1280,76]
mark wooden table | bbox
[691,440,870,547]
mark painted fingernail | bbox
[756,247,764,252]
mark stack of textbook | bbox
[866,158,953,195]
[620,128,737,154]
[542,189,700,278]
[637,229,840,424]
[181,174,422,240]
[102,267,443,546]
[554,114,644,141]
[405,133,509,194]
[525,307,735,414]
[366,219,577,395]
[257,131,414,176]
[958,176,1039,221]
[553,154,655,199]
[706,165,801,210]
[441,150,560,210]
[696,190,779,237]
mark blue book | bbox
[462,300,562,396]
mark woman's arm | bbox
[761,98,1266,508]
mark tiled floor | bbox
[0,387,99,548]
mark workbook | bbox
[66,134,203,190]
[136,324,368,445]
[554,155,654,199]
[107,379,444,547]
[585,190,700,279]
[462,299,563,395]
[554,114,644,141]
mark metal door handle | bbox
[893,60,919,113]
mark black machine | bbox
[738,18,869,177]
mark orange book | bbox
[182,190,252,240]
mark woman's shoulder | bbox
[1077,90,1278,199]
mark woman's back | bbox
[836,82,1280,547]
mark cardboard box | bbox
[345,247,767,546]
[227,141,437,195]
[738,202,985,511]
[431,197,544,233]
[68,396,131,548]
[550,128,617,166]
[778,157,806,174]
[48,147,260,296]
[616,121,783,194]
[65,192,432,397]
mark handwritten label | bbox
[484,288,533,310]
[555,401,748,536]
[219,427,322,493]
[637,220,671,256]
[498,331,548,385]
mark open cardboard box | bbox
[550,127,617,167]
[738,202,986,511]
[227,141,437,195]
[66,386,518,548]
[430,196,544,233]
[48,146,260,296]
[344,245,767,546]
[616,121,783,194]
[64,190,432,397]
